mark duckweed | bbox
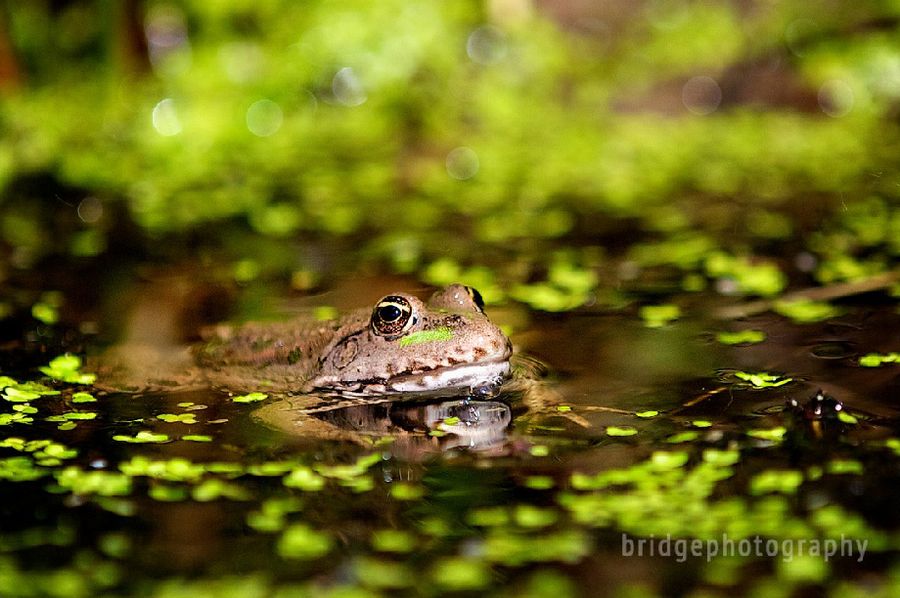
[705,253,786,296]
[157,413,198,424]
[390,482,424,501]
[45,412,98,422]
[733,371,793,388]
[3,383,60,402]
[635,411,660,418]
[514,505,558,528]
[39,355,96,385]
[181,434,213,442]
[192,479,251,502]
[666,431,700,443]
[0,456,47,481]
[119,457,205,483]
[370,529,417,553]
[774,299,843,324]
[354,557,414,590]
[112,431,170,444]
[71,392,97,403]
[826,460,864,475]
[55,467,132,496]
[149,485,189,502]
[858,352,900,367]
[483,529,589,566]
[747,427,788,442]
[749,470,804,495]
[282,466,326,491]
[524,476,555,490]
[431,557,492,590]
[640,304,681,328]
[277,524,332,560]
[315,453,382,480]
[529,445,550,457]
[232,392,269,403]
[716,330,766,345]
[607,426,638,437]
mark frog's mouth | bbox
[315,358,511,397]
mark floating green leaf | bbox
[733,371,793,388]
[39,354,96,384]
[773,299,842,323]
[112,431,170,444]
[716,330,766,345]
[640,304,681,328]
[606,426,638,437]
[231,392,268,403]
[277,524,332,560]
[859,352,900,367]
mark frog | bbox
[97,284,512,398]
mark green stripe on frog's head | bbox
[398,326,453,347]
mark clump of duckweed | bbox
[774,299,843,323]
[231,392,269,403]
[640,304,681,328]
[39,355,96,385]
[277,524,332,560]
[732,371,793,389]
[716,330,766,345]
[859,352,900,367]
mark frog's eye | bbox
[465,286,485,313]
[372,295,415,337]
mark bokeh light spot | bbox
[333,67,367,107]
[467,26,507,65]
[144,4,191,75]
[77,197,103,224]
[446,147,479,180]
[246,99,284,137]
[151,98,182,136]
[818,79,854,117]
[682,76,722,115]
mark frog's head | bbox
[313,284,512,395]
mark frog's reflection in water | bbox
[256,397,512,456]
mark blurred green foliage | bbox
[1,0,900,302]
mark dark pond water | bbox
[2,268,900,597]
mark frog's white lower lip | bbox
[314,358,511,396]
[386,359,511,394]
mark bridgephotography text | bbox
[622,534,868,563]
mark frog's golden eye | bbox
[372,296,415,337]
[465,286,485,313]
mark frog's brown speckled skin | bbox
[195,284,512,395]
